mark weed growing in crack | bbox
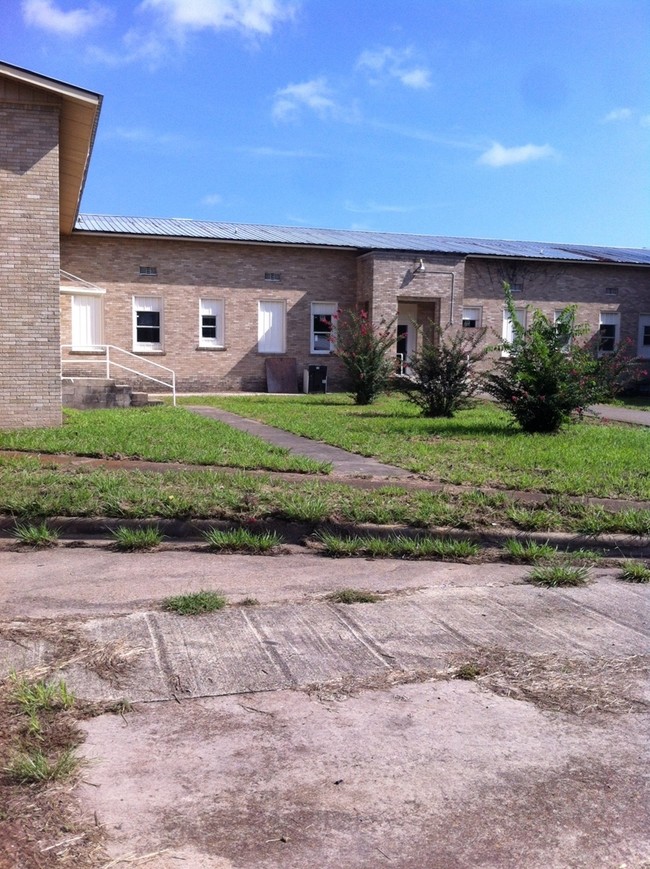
[162,590,227,615]
[618,562,650,583]
[327,588,381,604]
[503,539,558,563]
[203,527,283,553]
[525,565,590,588]
[12,521,59,547]
[111,526,163,551]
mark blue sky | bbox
[2,0,649,246]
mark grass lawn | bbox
[181,394,650,500]
[1,455,648,535]
[0,406,329,474]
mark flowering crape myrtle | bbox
[332,307,396,405]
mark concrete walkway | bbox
[186,403,649,482]
[590,403,650,427]
[186,405,412,477]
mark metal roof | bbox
[75,214,650,266]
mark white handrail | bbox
[61,344,176,406]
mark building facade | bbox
[1,61,649,426]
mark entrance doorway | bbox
[396,303,418,374]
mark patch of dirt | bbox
[304,649,650,715]
[450,647,650,714]
[0,621,144,869]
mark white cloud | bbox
[640,115,650,128]
[272,77,338,121]
[356,46,431,90]
[601,107,633,123]
[201,193,223,206]
[241,146,324,158]
[478,141,557,167]
[139,0,295,35]
[344,200,415,214]
[106,126,197,151]
[22,0,110,36]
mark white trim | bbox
[133,295,163,352]
[637,314,650,359]
[60,286,105,296]
[199,298,225,348]
[310,301,337,354]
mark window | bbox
[599,312,620,354]
[265,272,282,282]
[510,282,523,294]
[311,302,337,354]
[462,307,481,328]
[638,315,650,359]
[199,299,224,348]
[133,296,162,351]
[258,300,286,353]
[139,266,157,276]
[502,307,526,355]
[71,295,104,350]
[553,310,572,352]
[605,287,619,297]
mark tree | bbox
[396,324,488,417]
[482,284,600,433]
[333,308,396,405]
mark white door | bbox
[71,295,103,350]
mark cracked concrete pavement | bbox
[1,546,649,867]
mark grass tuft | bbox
[453,662,481,681]
[4,748,80,783]
[327,588,380,604]
[317,531,479,560]
[162,589,227,615]
[203,526,283,553]
[12,521,59,547]
[111,525,163,551]
[618,562,650,583]
[525,564,590,587]
[503,538,558,563]
[239,596,260,607]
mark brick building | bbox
[1,61,649,426]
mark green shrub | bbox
[396,324,487,418]
[482,284,600,433]
[333,307,396,405]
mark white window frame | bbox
[258,300,286,354]
[71,294,104,350]
[502,307,526,355]
[599,311,620,355]
[199,299,225,348]
[310,302,337,354]
[637,314,650,359]
[461,307,482,329]
[133,296,163,352]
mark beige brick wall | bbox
[464,258,650,363]
[0,94,62,428]
[59,238,649,393]
[61,236,358,391]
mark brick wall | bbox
[60,235,359,391]
[464,258,650,364]
[0,85,62,428]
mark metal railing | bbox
[61,345,176,406]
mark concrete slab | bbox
[78,680,650,869]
